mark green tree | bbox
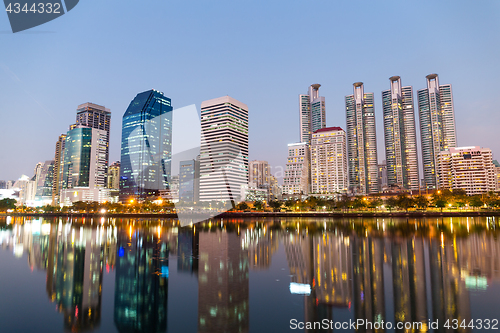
[0,198,16,211]
[368,198,382,211]
[352,196,367,210]
[237,202,249,211]
[414,195,429,210]
[396,194,414,212]
[385,197,397,212]
[469,195,483,209]
[268,200,283,212]
[253,201,264,211]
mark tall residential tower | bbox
[382,76,419,190]
[345,82,378,195]
[299,84,326,144]
[417,74,457,189]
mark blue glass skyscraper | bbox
[120,90,173,201]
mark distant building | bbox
[378,161,388,191]
[283,142,310,196]
[52,134,66,206]
[345,82,379,195]
[120,90,173,201]
[437,146,495,195]
[6,180,14,189]
[382,76,419,190]
[310,127,347,194]
[179,159,200,202]
[494,160,500,192]
[0,181,5,189]
[165,175,179,203]
[107,161,120,190]
[34,160,55,206]
[418,74,456,189]
[13,175,36,204]
[299,84,326,144]
[60,125,110,205]
[199,96,249,203]
[249,160,270,188]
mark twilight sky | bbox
[0,0,499,181]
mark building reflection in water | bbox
[197,230,249,333]
[2,216,500,333]
[44,220,116,331]
[114,226,169,333]
[178,227,199,274]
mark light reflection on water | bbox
[0,216,499,333]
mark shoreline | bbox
[2,210,500,219]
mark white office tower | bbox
[199,96,249,203]
[382,76,419,190]
[437,146,496,195]
[299,84,326,144]
[418,74,457,189]
[345,82,379,195]
[283,143,310,195]
[311,127,348,194]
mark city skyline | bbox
[1,1,499,181]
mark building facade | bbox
[120,90,173,201]
[310,127,347,194]
[382,76,419,190]
[345,82,379,195]
[249,160,270,188]
[52,134,66,205]
[179,159,200,202]
[60,125,110,204]
[75,103,111,184]
[107,161,120,190]
[283,142,310,196]
[418,74,457,189]
[198,96,249,203]
[437,146,495,195]
[299,84,326,144]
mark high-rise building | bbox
[310,127,347,194]
[60,125,110,204]
[248,160,270,188]
[437,146,496,195]
[493,160,500,192]
[76,103,111,182]
[199,96,248,203]
[179,159,200,202]
[345,82,379,195]
[378,161,388,192]
[299,84,326,144]
[382,76,419,190]
[120,90,173,201]
[35,160,55,205]
[283,142,310,196]
[0,181,5,189]
[107,161,120,190]
[417,74,457,189]
[52,134,66,205]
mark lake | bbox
[0,215,499,332]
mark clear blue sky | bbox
[1,0,499,181]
